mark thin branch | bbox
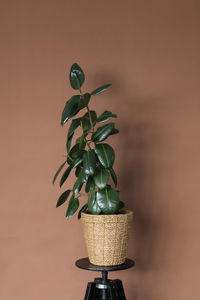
[86,105,94,133]
[80,120,92,150]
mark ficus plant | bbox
[53,63,124,219]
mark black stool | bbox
[75,257,135,300]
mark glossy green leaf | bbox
[75,166,82,177]
[71,156,83,168]
[52,160,67,184]
[94,168,109,189]
[78,168,89,183]
[95,143,115,169]
[82,111,97,127]
[119,201,125,209]
[70,63,85,90]
[67,144,83,165]
[59,166,72,187]
[76,136,83,144]
[91,84,111,95]
[67,118,81,139]
[83,150,96,176]
[96,187,120,214]
[61,95,80,126]
[85,177,95,193]
[78,93,91,109]
[56,190,71,207]
[75,135,87,151]
[80,118,90,133]
[66,132,74,153]
[97,111,117,123]
[68,144,81,157]
[78,203,88,219]
[110,168,117,187]
[78,139,86,151]
[88,186,101,214]
[110,128,119,135]
[73,178,83,195]
[92,123,114,142]
[67,118,81,151]
[67,129,86,154]
[66,196,79,218]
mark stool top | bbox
[75,257,135,272]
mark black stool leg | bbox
[84,282,96,300]
[114,279,126,300]
[94,278,109,300]
[108,283,120,300]
[84,277,126,300]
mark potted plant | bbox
[53,63,133,266]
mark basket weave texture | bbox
[81,210,133,266]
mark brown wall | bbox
[1,0,200,299]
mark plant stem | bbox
[79,89,96,149]
[86,105,94,133]
[79,88,95,134]
[80,120,91,150]
[78,193,87,197]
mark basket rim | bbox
[81,209,133,222]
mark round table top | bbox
[75,257,135,272]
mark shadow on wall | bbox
[91,71,172,299]
[118,99,171,300]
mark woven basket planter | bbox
[81,210,133,266]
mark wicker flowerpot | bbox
[81,210,133,266]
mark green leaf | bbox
[78,168,89,183]
[91,84,111,95]
[78,93,91,109]
[83,150,97,176]
[110,168,117,187]
[78,139,86,151]
[67,144,84,165]
[66,196,79,218]
[80,118,90,133]
[82,111,97,127]
[96,187,120,214]
[61,95,80,126]
[91,123,114,142]
[85,177,95,193]
[110,128,119,135]
[59,166,72,187]
[73,178,83,195]
[75,166,82,177]
[66,132,74,153]
[75,135,87,151]
[67,130,86,154]
[71,156,83,168]
[78,203,88,219]
[97,111,117,123]
[94,168,109,189]
[56,190,71,207]
[80,112,97,136]
[76,136,83,144]
[95,143,115,169]
[66,118,81,151]
[68,144,81,157]
[88,186,101,214]
[67,118,81,139]
[52,160,67,184]
[119,201,125,209]
[70,63,85,90]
